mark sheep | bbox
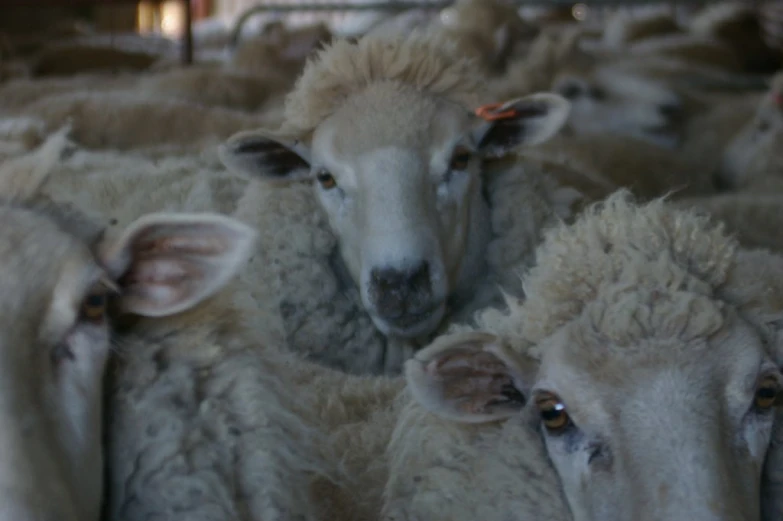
[0,125,258,521]
[28,43,165,77]
[218,32,602,375]
[522,133,713,197]
[490,29,690,149]
[623,33,745,72]
[600,9,682,47]
[436,0,540,73]
[673,192,783,253]
[38,145,248,223]
[716,70,783,192]
[14,91,266,153]
[689,1,782,74]
[109,190,783,521]
[230,21,333,79]
[0,73,138,111]
[400,189,783,521]
[0,115,49,157]
[135,66,293,112]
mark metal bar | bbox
[182,0,193,64]
[227,0,715,47]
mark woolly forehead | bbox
[312,82,474,158]
[281,33,486,138]
[516,192,739,346]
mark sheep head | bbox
[406,190,783,521]
[717,73,783,191]
[220,34,570,340]
[0,134,255,521]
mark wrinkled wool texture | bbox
[106,289,333,521]
[38,145,248,236]
[106,286,575,521]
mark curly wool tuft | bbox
[473,190,739,346]
[280,32,486,138]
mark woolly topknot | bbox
[505,190,738,344]
[280,32,486,138]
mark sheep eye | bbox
[81,292,107,323]
[757,120,770,133]
[448,146,472,172]
[536,392,571,433]
[315,170,337,189]
[754,375,781,410]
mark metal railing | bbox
[226,0,719,47]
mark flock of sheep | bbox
[1,0,783,520]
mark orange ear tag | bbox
[475,102,519,122]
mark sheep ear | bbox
[471,93,571,158]
[0,124,71,201]
[99,213,255,317]
[405,332,538,424]
[719,250,783,364]
[218,129,311,183]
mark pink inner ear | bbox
[121,257,194,285]
[134,233,231,257]
[426,350,522,414]
[432,348,511,377]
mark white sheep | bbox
[490,28,690,149]
[108,189,783,521]
[0,73,137,111]
[218,32,593,374]
[134,66,293,112]
[15,91,265,153]
[0,126,258,521]
[674,192,783,253]
[600,9,682,47]
[716,71,783,192]
[523,132,714,197]
[689,1,782,74]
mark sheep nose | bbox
[369,262,432,319]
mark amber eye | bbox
[755,376,781,410]
[81,292,107,323]
[536,393,571,432]
[449,147,472,172]
[316,170,337,189]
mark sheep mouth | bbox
[387,307,438,328]
[374,303,446,338]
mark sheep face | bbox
[0,200,253,521]
[553,67,685,148]
[406,300,781,521]
[717,89,783,191]
[219,87,570,339]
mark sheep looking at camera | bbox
[219,32,591,374]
